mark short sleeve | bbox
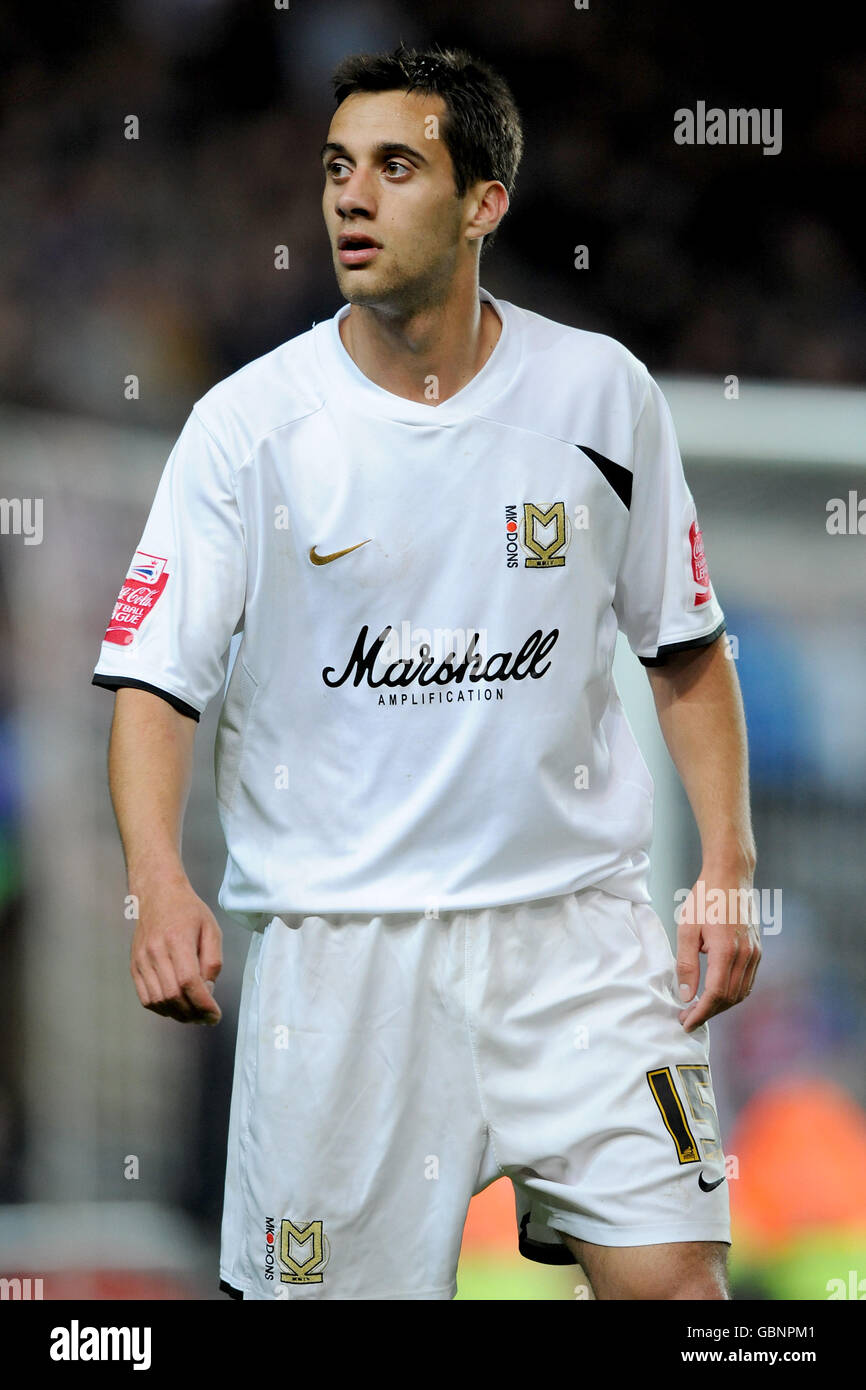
[91,407,246,720]
[613,374,725,666]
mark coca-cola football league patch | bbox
[689,517,711,607]
[103,551,169,647]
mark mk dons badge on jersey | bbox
[278,1218,330,1284]
[519,502,571,568]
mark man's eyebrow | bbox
[320,140,430,167]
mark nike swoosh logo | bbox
[698,1172,726,1192]
[309,539,371,566]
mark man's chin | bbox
[339,282,381,303]
[336,277,396,309]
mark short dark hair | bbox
[330,42,523,254]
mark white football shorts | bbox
[219,886,731,1300]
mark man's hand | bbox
[130,877,223,1025]
[675,867,761,1033]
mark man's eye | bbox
[325,159,409,178]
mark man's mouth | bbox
[338,232,382,266]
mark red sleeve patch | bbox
[689,519,712,607]
[103,551,170,647]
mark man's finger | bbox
[166,935,221,1021]
[680,940,736,1031]
[145,945,196,1020]
[199,918,223,987]
[675,920,702,1005]
[132,962,164,1013]
[131,961,151,1008]
[739,941,762,998]
[727,936,757,1001]
[680,990,728,1033]
[132,958,174,1016]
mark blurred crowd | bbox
[1,3,864,1297]
[0,0,863,427]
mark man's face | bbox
[321,89,470,312]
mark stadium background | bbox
[0,0,864,1300]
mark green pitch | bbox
[455,1253,578,1300]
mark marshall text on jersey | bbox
[92,288,726,929]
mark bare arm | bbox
[646,635,760,1032]
[108,687,222,1025]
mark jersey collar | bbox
[317,286,522,425]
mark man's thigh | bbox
[480,889,732,1273]
[562,1235,729,1300]
[220,911,488,1300]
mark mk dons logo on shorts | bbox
[276,1218,330,1284]
[517,502,572,568]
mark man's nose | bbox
[335,166,377,217]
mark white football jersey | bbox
[92,287,725,930]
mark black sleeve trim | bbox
[219,1278,244,1300]
[517,1213,578,1266]
[91,674,201,722]
[638,619,727,668]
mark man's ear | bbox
[465,181,509,245]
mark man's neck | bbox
[338,283,501,406]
